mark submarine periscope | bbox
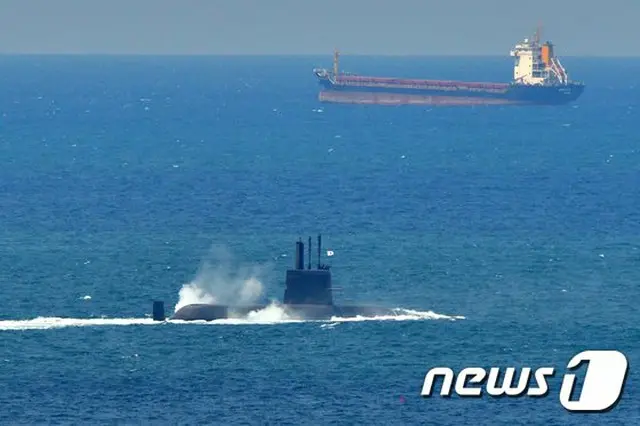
[152,234,399,321]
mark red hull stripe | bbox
[319,91,522,106]
[336,75,509,90]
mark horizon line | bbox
[0,52,637,59]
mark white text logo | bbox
[421,350,628,412]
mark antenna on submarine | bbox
[317,234,330,270]
[308,236,312,270]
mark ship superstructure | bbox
[510,28,569,86]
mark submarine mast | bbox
[295,238,304,270]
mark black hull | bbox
[171,303,398,321]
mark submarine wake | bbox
[0,317,158,331]
[0,307,463,331]
[328,308,465,322]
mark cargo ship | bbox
[313,29,584,106]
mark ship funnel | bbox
[541,42,554,66]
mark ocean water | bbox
[0,54,639,424]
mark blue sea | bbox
[0,54,638,424]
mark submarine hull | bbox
[171,303,398,321]
[164,234,401,322]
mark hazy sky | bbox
[0,0,638,56]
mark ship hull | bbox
[172,303,398,321]
[316,76,584,106]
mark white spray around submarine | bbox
[172,244,299,323]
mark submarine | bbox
[152,235,400,321]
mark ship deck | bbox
[336,75,510,90]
